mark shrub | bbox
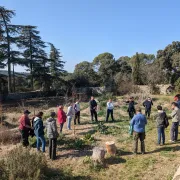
[98,93,116,102]
[95,122,108,134]
[175,78,180,92]
[5,146,47,180]
[150,84,160,94]
[0,160,8,180]
[0,126,21,144]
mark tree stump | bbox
[105,141,116,155]
[92,147,105,166]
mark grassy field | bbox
[0,94,180,180]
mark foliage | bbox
[65,136,95,150]
[95,122,109,134]
[1,146,47,180]
[175,77,180,92]
[132,52,141,85]
[0,160,8,180]
[149,84,160,94]
[98,93,116,102]
[0,126,21,144]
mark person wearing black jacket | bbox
[89,96,98,122]
[154,105,168,145]
[126,97,136,119]
[143,97,153,118]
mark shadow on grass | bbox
[146,145,180,154]
[56,149,92,159]
[45,167,92,180]
[105,156,126,165]
[78,129,96,136]
[118,150,133,156]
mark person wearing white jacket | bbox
[106,99,114,122]
[67,103,75,130]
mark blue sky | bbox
[1,0,180,72]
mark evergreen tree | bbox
[18,25,46,90]
[0,6,15,92]
[132,52,141,85]
[49,43,65,89]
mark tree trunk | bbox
[105,141,116,155]
[0,11,11,93]
[29,29,33,90]
[92,147,105,166]
[13,63,15,92]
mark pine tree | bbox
[18,25,46,90]
[0,6,15,92]
[132,52,141,85]
[49,43,65,89]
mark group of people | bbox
[18,96,98,160]
[18,94,180,159]
[130,95,180,155]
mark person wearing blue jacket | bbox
[143,97,153,118]
[33,112,46,152]
[130,107,147,154]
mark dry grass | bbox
[0,126,21,145]
[0,94,179,180]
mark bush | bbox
[98,93,116,102]
[150,84,160,94]
[175,78,180,92]
[0,126,21,144]
[4,146,47,180]
[0,160,8,180]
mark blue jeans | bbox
[171,122,179,141]
[36,135,46,152]
[157,127,165,145]
[67,116,72,129]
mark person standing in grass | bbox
[67,102,75,130]
[19,110,32,147]
[46,112,59,160]
[154,105,168,145]
[57,105,67,133]
[126,97,136,119]
[143,97,153,118]
[130,107,147,154]
[169,102,180,143]
[74,100,80,125]
[33,112,46,152]
[106,99,114,122]
[89,96,98,122]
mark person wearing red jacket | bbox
[57,105,67,133]
[19,110,32,147]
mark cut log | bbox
[105,141,116,155]
[92,147,105,165]
[173,166,180,180]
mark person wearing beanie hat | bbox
[46,112,59,160]
[18,110,32,147]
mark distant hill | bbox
[0,70,29,78]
